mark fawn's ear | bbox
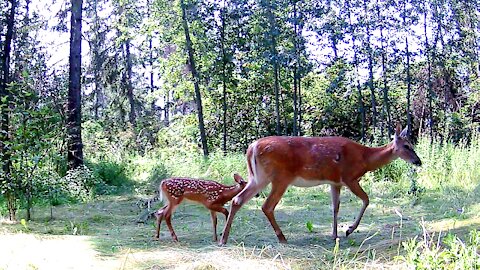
[233,173,246,184]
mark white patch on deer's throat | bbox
[292,177,334,187]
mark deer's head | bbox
[393,123,422,166]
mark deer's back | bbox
[249,136,367,182]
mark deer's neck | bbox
[364,143,397,172]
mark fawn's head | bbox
[233,173,247,188]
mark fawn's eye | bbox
[404,145,411,151]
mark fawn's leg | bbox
[154,205,167,239]
[209,205,229,241]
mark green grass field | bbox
[1,139,480,269]
[1,179,479,269]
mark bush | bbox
[35,165,99,206]
[146,162,169,187]
[87,160,132,194]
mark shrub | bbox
[87,160,132,194]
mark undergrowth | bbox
[399,228,480,269]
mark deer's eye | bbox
[404,145,412,151]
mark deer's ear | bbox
[395,123,402,137]
[399,126,409,138]
[394,122,401,141]
[233,173,245,184]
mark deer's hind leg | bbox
[154,205,167,239]
[261,180,289,243]
[164,197,182,242]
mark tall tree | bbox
[125,38,136,125]
[292,0,299,136]
[180,0,208,156]
[219,0,228,153]
[423,2,434,143]
[86,0,106,120]
[67,0,84,169]
[402,0,412,135]
[0,0,16,221]
[117,2,137,126]
[376,1,392,138]
[147,0,155,113]
[363,0,377,138]
[346,0,366,141]
[265,0,281,135]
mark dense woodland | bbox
[0,0,479,222]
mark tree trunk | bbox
[293,67,298,136]
[164,91,170,126]
[405,38,412,135]
[220,0,228,154]
[67,0,84,170]
[403,1,412,136]
[364,0,376,139]
[180,0,209,156]
[424,7,434,143]
[125,39,136,126]
[346,0,365,141]
[377,3,392,139]
[297,9,304,136]
[147,0,155,113]
[266,0,281,135]
[92,0,103,120]
[1,0,16,221]
[292,0,298,136]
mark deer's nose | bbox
[413,159,422,166]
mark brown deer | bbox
[154,174,247,242]
[220,123,422,245]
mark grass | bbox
[1,138,480,269]
[1,179,479,269]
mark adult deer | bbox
[154,174,247,242]
[220,124,422,245]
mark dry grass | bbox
[1,181,479,270]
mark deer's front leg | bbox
[209,205,229,242]
[210,211,218,241]
[345,181,369,237]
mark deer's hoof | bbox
[277,234,288,244]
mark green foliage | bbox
[0,72,65,219]
[56,165,99,202]
[400,230,480,269]
[88,161,130,190]
[302,62,360,138]
[415,136,480,192]
[306,221,314,233]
